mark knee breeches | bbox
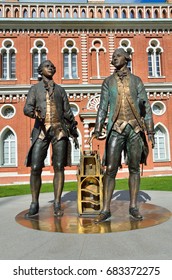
[105,125,142,178]
[30,137,68,173]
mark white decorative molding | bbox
[87,94,100,111]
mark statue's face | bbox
[112,50,127,69]
[41,61,55,78]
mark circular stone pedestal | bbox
[15,200,171,234]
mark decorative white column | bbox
[83,123,90,149]
[81,32,88,84]
[108,31,115,75]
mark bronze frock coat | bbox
[24,80,78,167]
[94,72,154,165]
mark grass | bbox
[0,176,172,198]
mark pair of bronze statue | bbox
[24,48,155,223]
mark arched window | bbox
[6,8,10,18]
[57,9,61,18]
[65,9,70,18]
[147,39,163,77]
[89,39,106,78]
[40,9,45,18]
[32,9,36,18]
[119,39,134,73]
[154,10,158,18]
[130,10,134,19]
[138,10,142,18]
[48,9,53,18]
[81,9,86,18]
[153,125,170,161]
[114,10,118,18]
[73,9,78,18]
[62,40,78,79]
[0,9,2,17]
[89,9,94,18]
[23,9,28,18]
[97,9,102,18]
[0,39,16,79]
[146,10,151,18]
[122,10,126,19]
[162,9,167,18]
[105,10,110,18]
[30,40,48,79]
[14,9,19,18]
[0,129,17,166]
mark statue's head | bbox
[37,60,56,76]
[111,48,131,67]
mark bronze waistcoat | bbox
[39,92,67,140]
[113,74,141,134]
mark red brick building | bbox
[0,0,172,185]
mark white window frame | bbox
[89,39,106,79]
[153,123,170,162]
[119,39,134,73]
[30,39,48,79]
[0,126,17,167]
[151,101,166,116]
[62,39,79,79]
[0,39,17,80]
[0,104,16,119]
[146,39,163,78]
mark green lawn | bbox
[0,176,172,198]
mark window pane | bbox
[10,52,16,78]
[33,52,38,78]
[138,10,142,18]
[40,10,45,18]
[148,52,153,76]
[73,10,78,18]
[114,10,118,18]
[105,10,110,18]
[23,10,28,18]
[73,147,80,164]
[48,10,53,18]
[3,131,16,165]
[154,129,166,160]
[65,10,70,18]
[156,53,161,76]
[2,52,7,79]
[122,11,126,18]
[41,51,47,62]
[57,10,61,18]
[32,10,36,18]
[64,52,69,78]
[72,52,77,78]
[81,10,86,18]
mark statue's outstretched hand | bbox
[73,137,79,149]
[87,132,100,145]
[148,133,155,149]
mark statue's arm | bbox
[62,88,78,138]
[94,80,109,137]
[23,86,36,119]
[137,78,155,147]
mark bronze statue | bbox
[90,48,155,223]
[24,60,79,218]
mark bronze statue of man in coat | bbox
[90,48,155,223]
[24,60,79,218]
